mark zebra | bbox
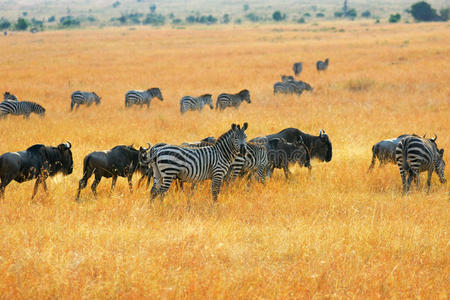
[292,62,303,76]
[274,79,312,95]
[316,58,329,71]
[147,123,248,202]
[395,134,446,194]
[0,101,45,118]
[216,90,251,111]
[3,92,18,102]
[180,94,213,115]
[281,75,295,82]
[229,142,268,183]
[70,91,101,111]
[125,88,163,108]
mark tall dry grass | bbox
[0,22,449,298]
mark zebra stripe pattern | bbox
[293,62,303,76]
[149,123,248,202]
[216,90,251,111]
[316,58,329,71]
[230,142,268,183]
[125,88,163,108]
[274,79,313,95]
[3,92,18,101]
[395,135,446,193]
[0,101,45,118]
[180,94,213,114]
[70,91,101,111]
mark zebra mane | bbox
[216,128,234,144]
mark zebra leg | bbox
[415,173,421,188]
[405,171,414,194]
[256,166,266,184]
[211,173,225,202]
[76,103,80,111]
[151,175,175,202]
[426,170,433,193]
[91,174,102,198]
[110,175,118,194]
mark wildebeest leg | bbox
[110,175,118,194]
[137,174,146,188]
[76,169,94,201]
[283,166,292,179]
[127,174,133,193]
[426,170,433,193]
[0,176,14,199]
[31,176,45,199]
[91,174,101,197]
[368,154,376,170]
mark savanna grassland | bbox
[0,21,449,298]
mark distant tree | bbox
[0,18,11,30]
[185,15,196,23]
[297,17,306,23]
[150,4,156,13]
[169,13,174,19]
[410,1,439,21]
[172,18,182,25]
[346,8,357,18]
[334,11,344,17]
[245,13,260,22]
[143,13,165,26]
[389,13,401,23]
[112,1,120,8]
[22,12,28,17]
[222,14,230,24]
[272,11,286,22]
[87,16,97,22]
[118,14,127,24]
[14,18,29,30]
[243,4,249,11]
[304,12,311,17]
[361,10,371,18]
[234,18,242,24]
[48,16,55,22]
[440,8,450,21]
[316,13,325,18]
[59,16,80,27]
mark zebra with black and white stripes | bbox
[147,123,248,202]
[70,91,101,111]
[273,78,313,95]
[0,101,45,119]
[316,58,329,71]
[180,94,213,115]
[125,88,163,108]
[3,92,18,102]
[395,134,446,194]
[216,90,251,111]
[293,62,303,76]
[229,142,268,183]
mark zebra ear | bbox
[242,122,248,131]
[231,123,237,131]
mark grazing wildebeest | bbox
[75,145,142,200]
[254,128,332,163]
[216,90,251,111]
[395,134,446,194]
[293,62,303,76]
[316,58,329,71]
[369,134,410,169]
[0,142,73,199]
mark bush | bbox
[186,15,196,23]
[439,7,450,21]
[410,1,439,21]
[0,18,11,30]
[59,16,80,27]
[243,4,249,11]
[48,16,55,22]
[304,12,311,17]
[361,10,371,18]
[172,18,182,25]
[346,8,357,18]
[112,1,120,8]
[272,11,286,22]
[334,11,344,17]
[316,13,325,18]
[143,13,165,26]
[389,13,401,23]
[14,18,29,30]
[222,14,230,24]
[245,13,260,22]
[297,17,305,24]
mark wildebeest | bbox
[181,136,217,147]
[0,142,73,199]
[369,134,410,169]
[316,58,329,71]
[75,145,142,200]
[254,128,332,163]
[293,62,303,76]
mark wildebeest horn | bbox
[319,130,323,136]
[423,134,426,138]
[432,134,437,142]
[143,142,151,151]
[66,141,72,149]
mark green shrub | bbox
[272,11,286,21]
[389,13,401,23]
[14,18,29,30]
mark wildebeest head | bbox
[310,129,332,162]
[238,90,251,104]
[230,123,248,156]
[92,92,101,105]
[149,88,163,101]
[139,143,152,166]
[202,94,213,109]
[54,141,73,175]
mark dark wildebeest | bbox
[75,145,142,200]
[293,62,303,76]
[255,128,332,163]
[316,58,329,71]
[0,142,73,199]
[369,134,410,170]
[250,137,310,179]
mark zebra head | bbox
[202,94,213,109]
[3,91,17,101]
[149,88,163,101]
[230,123,248,156]
[92,92,101,105]
[239,90,251,104]
[429,135,446,184]
[281,75,294,82]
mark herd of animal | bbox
[0,56,446,201]
[0,59,327,118]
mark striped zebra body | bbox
[150,123,248,201]
[274,78,313,95]
[293,62,303,76]
[125,88,163,108]
[180,94,213,114]
[395,135,446,193]
[0,101,45,118]
[316,58,329,71]
[216,90,251,111]
[3,92,18,102]
[70,91,101,111]
[230,142,268,182]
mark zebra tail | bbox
[401,144,410,172]
[70,100,75,111]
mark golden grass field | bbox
[0,21,449,298]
